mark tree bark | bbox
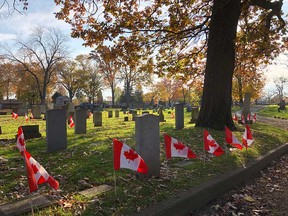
[196,0,241,130]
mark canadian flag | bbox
[253,113,257,122]
[225,126,243,150]
[247,113,251,121]
[16,127,26,153]
[241,114,245,124]
[113,139,148,174]
[30,112,34,119]
[171,112,174,118]
[232,114,238,121]
[69,116,75,128]
[16,127,59,192]
[204,130,224,156]
[12,112,18,119]
[164,134,196,159]
[242,124,254,148]
[25,114,29,122]
[23,150,59,193]
[89,112,93,118]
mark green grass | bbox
[0,108,288,215]
[257,105,288,119]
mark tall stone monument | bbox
[46,109,67,153]
[75,108,87,134]
[175,102,184,130]
[135,114,160,177]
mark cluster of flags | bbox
[113,124,254,174]
[12,112,34,121]
[16,127,59,193]
[233,113,257,123]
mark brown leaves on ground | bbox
[190,153,288,216]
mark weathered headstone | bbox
[175,103,184,130]
[135,114,160,177]
[46,109,67,153]
[32,105,42,119]
[0,194,57,216]
[75,108,87,134]
[67,102,75,117]
[132,110,138,121]
[158,108,165,122]
[242,93,251,124]
[18,105,27,116]
[189,107,199,123]
[108,110,113,118]
[93,111,102,127]
[19,125,41,139]
[40,105,46,114]
[115,110,120,117]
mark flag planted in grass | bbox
[25,114,29,122]
[23,151,59,192]
[69,116,75,128]
[12,112,18,119]
[204,130,224,156]
[242,124,254,148]
[16,127,26,152]
[232,114,238,121]
[253,113,257,122]
[164,134,196,159]
[113,139,148,174]
[225,126,243,150]
[16,127,59,193]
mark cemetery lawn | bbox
[257,104,288,119]
[1,109,288,215]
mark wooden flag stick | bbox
[29,193,35,216]
[203,129,206,167]
[113,170,117,196]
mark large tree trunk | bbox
[196,0,241,130]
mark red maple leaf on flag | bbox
[124,149,138,162]
[19,137,25,147]
[208,139,218,147]
[31,163,39,174]
[173,142,185,152]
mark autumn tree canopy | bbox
[53,0,287,130]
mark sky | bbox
[0,0,288,98]
[0,0,93,57]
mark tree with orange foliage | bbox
[53,0,286,130]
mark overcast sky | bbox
[0,0,287,95]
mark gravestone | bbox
[132,110,138,121]
[242,93,251,124]
[40,105,46,114]
[108,110,113,118]
[46,109,67,153]
[175,102,184,130]
[67,102,75,117]
[135,114,160,177]
[19,125,41,139]
[75,108,87,134]
[93,111,102,127]
[32,105,42,119]
[18,105,27,116]
[124,116,128,121]
[115,110,120,117]
[189,107,199,123]
[158,108,165,122]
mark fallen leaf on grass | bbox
[244,195,255,202]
